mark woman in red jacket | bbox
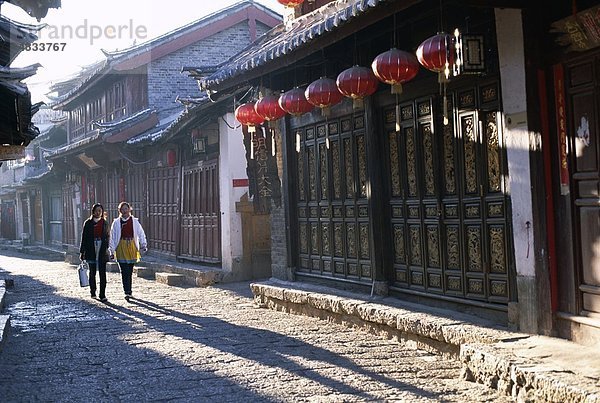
[79,203,110,302]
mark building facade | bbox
[199,0,600,344]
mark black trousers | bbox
[118,263,134,295]
[88,261,107,299]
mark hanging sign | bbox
[0,145,25,161]
[553,64,570,195]
[551,5,600,52]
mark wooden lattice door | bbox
[386,80,514,306]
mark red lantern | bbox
[279,87,313,116]
[371,48,420,94]
[305,77,343,116]
[235,102,264,133]
[255,95,285,157]
[255,95,286,122]
[416,33,455,82]
[336,66,378,109]
[277,0,304,6]
[417,33,456,126]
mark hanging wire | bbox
[393,13,397,48]
[439,0,444,33]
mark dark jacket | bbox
[79,218,110,263]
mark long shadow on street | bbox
[0,267,274,402]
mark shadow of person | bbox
[107,297,439,400]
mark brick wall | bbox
[148,21,270,118]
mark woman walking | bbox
[109,202,147,301]
[79,203,110,302]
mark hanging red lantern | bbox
[235,102,264,160]
[371,48,420,94]
[416,33,455,83]
[279,87,313,116]
[277,0,304,7]
[255,95,286,122]
[255,95,286,157]
[416,33,456,125]
[234,102,264,133]
[336,66,378,109]
[305,77,343,116]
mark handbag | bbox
[78,260,89,287]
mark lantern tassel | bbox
[391,83,402,95]
[395,94,401,132]
[250,131,254,160]
[271,129,276,157]
[296,131,301,153]
[443,83,449,126]
[325,118,330,149]
[353,98,364,110]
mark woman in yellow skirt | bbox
[108,202,147,301]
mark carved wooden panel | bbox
[385,80,513,306]
[294,114,372,282]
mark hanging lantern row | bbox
[234,30,463,153]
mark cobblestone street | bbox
[0,252,511,402]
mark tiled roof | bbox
[201,0,392,90]
[4,0,61,21]
[51,1,280,108]
[0,16,44,65]
[127,97,209,146]
[47,131,102,157]
[0,64,41,95]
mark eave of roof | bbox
[0,15,44,65]
[46,131,102,158]
[201,0,422,91]
[5,0,61,21]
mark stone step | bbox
[135,266,155,279]
[155,272,186,286]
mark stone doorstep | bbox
[138,261,224,286]
[155,272,186,287]
[134,266,155,279]
[251,281,600,402]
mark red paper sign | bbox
[553,64,570,195]
[232,179,249,187]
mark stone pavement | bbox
[0,251,512,402]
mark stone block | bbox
[195,271,221,286]
[261,285,285,301]
[135,267,155,279]
[155,272,186,286]
[283,289,309,305]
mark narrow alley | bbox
[0,252,510,402]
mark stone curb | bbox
[461,343,600,403]
[251,280,600,402]
[0,280,9,353]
